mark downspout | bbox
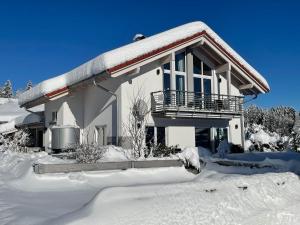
[93,79,119,146]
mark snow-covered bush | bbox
[74,143,107,163]
[0,129,30,153]
[245,124,289,151]
[146,143,179,158]
[244,105,264,125]
[287,132,300,151]
[244,105,296,151]
[177,147,200,171]
[245,105,295,136]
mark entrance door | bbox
[195,128,211,149]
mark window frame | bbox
[192,53,212,95]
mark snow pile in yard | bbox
[19,21,269,106]
[46,170,300,225]
[2,150,300,224]
[250,126,280,145]
[0,97,10,105]
[176,147,200,170]
[100,145,132,161]
[0,150,194,224]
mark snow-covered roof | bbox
[0,99,44,134]
[19,21,270,107]
[0,99,27,122]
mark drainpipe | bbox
[93,79,119,146]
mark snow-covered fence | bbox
[33,159,183,174]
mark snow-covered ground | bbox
[1,150,300,225]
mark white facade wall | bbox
[82,79,121,145]
[44,91,84,151]
[167,126,195,148]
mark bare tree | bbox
[123,87,151,159]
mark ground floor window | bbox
[145,126,166,148]
[145,126,155,149]
[195,128,211,149]
[215,128,228,148]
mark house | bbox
[0,98,44,148]
[19,21,270,153]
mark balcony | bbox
[151,90,243,119]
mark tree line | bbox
[0,80,33,98]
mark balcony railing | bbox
[151,90,243,118]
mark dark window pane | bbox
[176,75,185,91]
[193,77,202,93]
[176,75,185,105]
[175,52,185,72]
[163,73,170,91]
[203,79,211,95]
[203,62,211,76]
[157,127,165,146]
[163,63,170,70]
[145,126,155,149]
[163,73,171,105]
[193,54,202,74]
[195,128,211,149]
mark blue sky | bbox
[0,0,299,109]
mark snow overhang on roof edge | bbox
[19,21,270,108]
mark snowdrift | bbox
[46,170,300,225]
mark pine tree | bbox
[25,80,33,91]
[1,80,13,98]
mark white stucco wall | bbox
[83,78,121,145]
[44,91,84,151]
[166,126,195,148]
[120,61,163,133]
[229,117,243,145]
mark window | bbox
[203,79,211,95]
[145,126,166,148]
[194,77,202,94]
[163,62,170,71]
[176,75,185,105]
[193,53,212,96]
[193,53,212,76]
[162,51,187,106]
[163,73,170,91]
[175,52,185,72]
[203,62,212,76]
[157,127,165,146]
[195,128,211,149]
[51,111,57,123]
[193,54,202,74]
[145,126,155,149]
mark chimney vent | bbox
[133,34,146,42]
